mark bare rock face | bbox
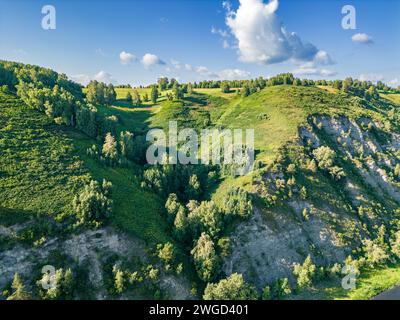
[0,228,192,299]
[223,115,400,291]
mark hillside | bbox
[1,61,400,300]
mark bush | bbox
[191,233,219,282]
[293,255,317,289]
[73,179,113,226]
[203,273,258,300]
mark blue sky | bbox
[0,0,399,87]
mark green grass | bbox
[0,92,170,244]
[67,130,171,244]
[0,92,91,223]
[292,263,400,300]
[381,93,400,105]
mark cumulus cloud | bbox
[141,53,166,68]
[352,33,374,44]
[70,71,116,86]
[119,51,136,64]
[184,64,193,71]
[225,0,331,66]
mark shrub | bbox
[293,255,317,289]
[203,273,258,300]
[73,179,113,226]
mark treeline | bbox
[151,73,399,100]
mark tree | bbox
[132,90,141,106]
[105,84,117,105]
[221,82,230,93]
[242,85,250,97]
[293,255,317,289]
[125,92,133,105]
[113,265,125,294]
[203,273,258,300]
[191,233,219,282]
[272,278,292,299]
[222,187,252,219]
[174,206,189,240]
[102,132,119,166]
[173,83,184,100]
[165,193,182,223]
[7,273,31,300]
[119,131,134,160]
[157,242,175,266]
[73,179,113,225]
[151,86,158,104]
[362,239,389,266]
[186,174,201,200]
[188,201,222,238]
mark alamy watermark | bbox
[146,121,255,176]
[41,5,56,30]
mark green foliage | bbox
[191,232,219,282]
[157,242,175,267]
[102,133,119,166]
[203,273,258,300]
[293,255,317,289]
[86,81,116,106]
[188,201,222,239]
[7,273,32,300]
[272,278,292,299]
[112,265,126,294]
[362,239,389,266]
[222,187,252,219]
[73,179,113,226]
[151,85,158,104]
[38,268,74,300]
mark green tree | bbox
[293,255,317,289]
[73,179,113,225]
[203,273,258,300]
[7,273,31,300]
[191,233,219,282]
[125,91,133,105]
[151,86,158,104]
[102,132,119,166]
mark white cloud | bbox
[352,33,374,44]
[70,74,91,86]
[141,53,166,68]
[211,27,229,38]
[93,70,116,84]
[222,39,230,49]
[293,66,337,77]
[171,59,182,70]
[119,51,136,64]
[195,66,218,78]
[225,0,329,65]
[71,71,116,86]
[195,65,250,80]
[217,68,251,80]
[184,64,193,71]
[359,73,384,83]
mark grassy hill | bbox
[1,67,400,300]
[0,91,170,244]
